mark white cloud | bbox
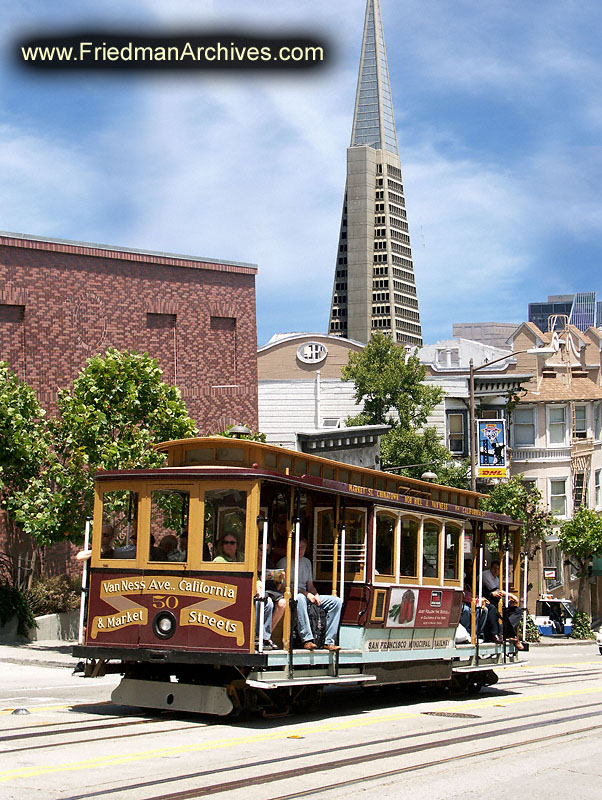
[0,122,99,233]
[1,0,602,347]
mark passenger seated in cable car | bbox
[276,537,342,652]
[255,540,285,651]
[114,530,137,559]
[270,513,289,563]
[503,597,525,649]
[213,533,244,563]
[153,533,178,561]
[168,531,188,562]
[482,560,523,646]
[100,525,115,559]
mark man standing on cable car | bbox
[277,537,342,652]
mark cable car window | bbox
[375,512,396,578]
[342,508,366,581]
[444,524,461,580]
[216,447,244,463]
[422,522,440,579]
[184,448,212,465]
[314,508,335,580]
[264,451,277,467]
[204,489,247,563]
[101,490,139,559]
[400,517,418,577]
[149,490,190,562]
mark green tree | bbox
[558,506,602,614]
[0,363,49,552]
[341,332,460,482]
[11,349,197,546]
[342,332,443,429]
[481,475,554,551]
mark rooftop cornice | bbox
[0,230,258,275]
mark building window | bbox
[595,470,601,508]
[545,545,563,590]
[547,406,567,446]
[146,313,176,329]
[436,348,460,368]
[550,479,567,517]
[573,472,587,510]
[513,406,535,447]
[595,403,601,440]
[0,304,25,322]
[447,412,466,456]
[522,478,537,494]
[296,342,327,364]
[573,405,587,439]
[210,316,236,331]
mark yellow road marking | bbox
[1,682,602,783]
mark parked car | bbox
[531,597,577,635]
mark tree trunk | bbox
[577,565,591,616]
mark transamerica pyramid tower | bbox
[328,0,423,346]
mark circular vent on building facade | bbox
[296,342,328,364]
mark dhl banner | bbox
[91,575,245,645]
[477,419,509,479]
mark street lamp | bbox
[468,343,558,491]
[421,470,438,483]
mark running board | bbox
[453,661,526,673]
[246,673,376,689]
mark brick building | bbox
[0,231,258,578]
[0,232,258,429]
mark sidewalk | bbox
[533,635,595,647]
[0,640,79,668]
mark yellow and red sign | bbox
[91,575,245,645]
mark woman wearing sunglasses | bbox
[212,533,243,563]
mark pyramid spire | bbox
[328,0,422,347]
[351,0,399,155]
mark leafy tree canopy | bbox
[342,333,461,483]
[558,506,602,564]
[559,506,602,614]
[480,475,554,549]
[342,332,443,429]
[0,362,48,510]
[10,350,197,545]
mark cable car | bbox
[73,437,525,715]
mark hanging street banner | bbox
[477,419,509,479]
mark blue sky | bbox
[2,0,601,347]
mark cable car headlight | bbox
[153,611,177,639]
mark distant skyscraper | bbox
[570,292,597,330]
[528,293,600,332]
[328,0,422,347]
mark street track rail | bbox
[0,718,204,755]
[77,710,602,800]
[12,700,601,800]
